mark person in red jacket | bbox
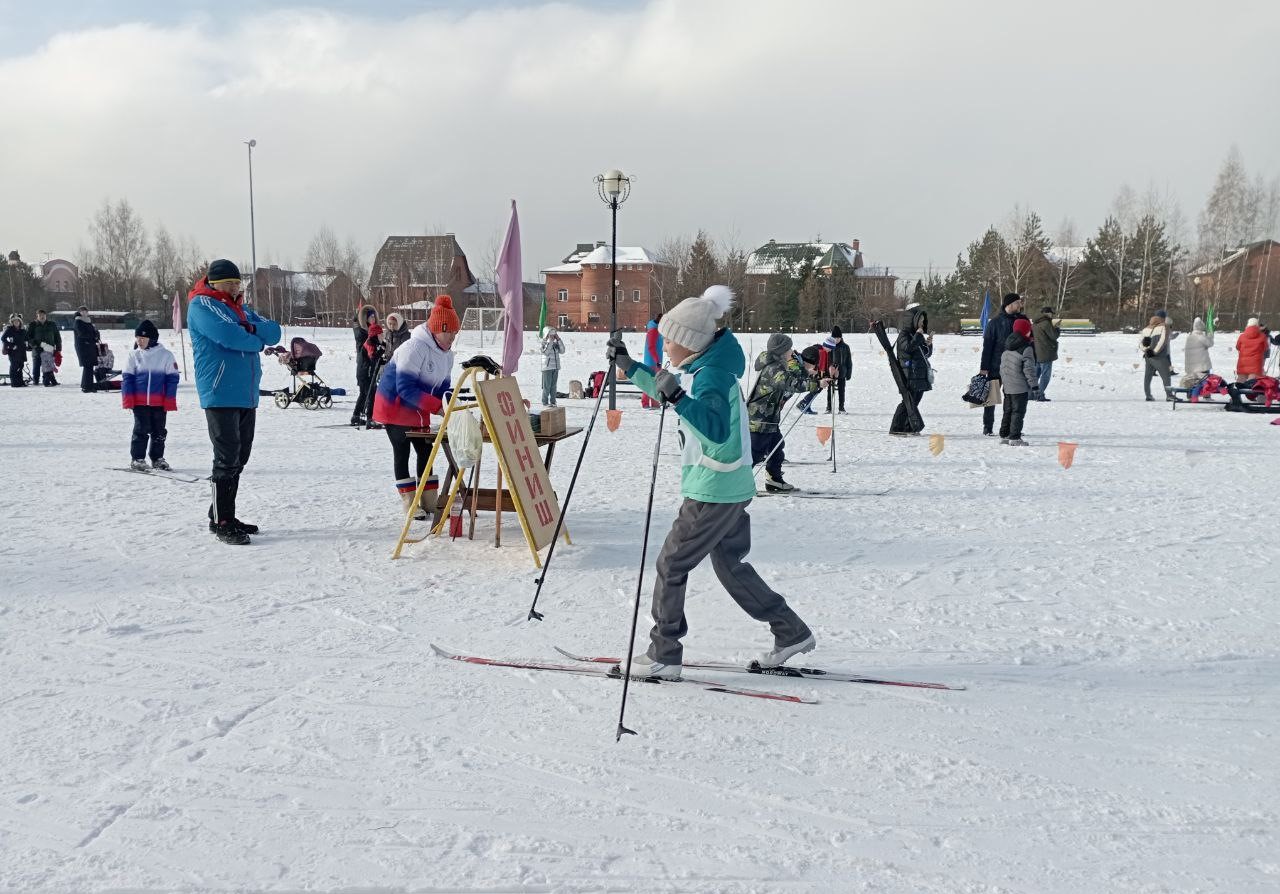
[372,296,458,520]
[1236,318,1268,382]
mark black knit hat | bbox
[831,326,842,338]
[135,319,159,342]
[800,345,820,365]
[1042,305,1054,315]
[1002,292,1022,309]
[207,258,241,283]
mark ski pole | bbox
[752,397,807,480]
[617,399,667,742]
[829,382,837,473]
[527,336,621,621]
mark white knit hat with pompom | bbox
[658,285,735,353]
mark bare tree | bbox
[717,228,750,328]
[1001,205,1051,297]
[650,234,691,313]
[304,224,343,272]
[1198,146,1251,260]
[151,225,181,303]
[89,198,151,310]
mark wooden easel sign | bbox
[475,377,561,555]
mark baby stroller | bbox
[266,337,333,409]
[94,343,122,390]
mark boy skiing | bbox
[747,333,829,492]
[607,285,815,680]
[122,320,180,470]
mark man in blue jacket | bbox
[188,259,281,544]
[979,293,1027,436]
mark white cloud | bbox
[2,0,1278,281]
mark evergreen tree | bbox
[1079,216,1139,327]
[681,230,721,299]
[955,226,1011,309]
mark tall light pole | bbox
[245,139,258,307]
[595,168,631,410]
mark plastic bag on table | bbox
[447,410,483,469]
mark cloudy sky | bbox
[2,0,1277,282]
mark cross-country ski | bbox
[553,647,963,690]
[107,466,204,484]
[430,644,818,704]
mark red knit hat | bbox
[428,295,460,334]
[1013,318,1033,340]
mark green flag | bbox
[537,293,547,337]
[1205,304,1215,335]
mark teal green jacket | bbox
[624,329,756,504]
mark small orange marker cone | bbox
[606,409,622,432]
[929,433,944,456]
[816,425,832,446]
[1058,441,1078,470]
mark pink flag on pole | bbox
[496,200,523,376]
[172,290,182,332]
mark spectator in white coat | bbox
[1181,317,1214,387]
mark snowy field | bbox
[2,323,1278,893]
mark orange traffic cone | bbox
[816,426,832,446]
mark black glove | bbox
[606,333,632,370]
[654,369,685,405]
[1030,388,1041,400]
[240,321,257,335]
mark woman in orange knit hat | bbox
[372,296,459,520]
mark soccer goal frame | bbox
[461,306,506,331]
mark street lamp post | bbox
[244,139,258,308]
[595,168,631,410]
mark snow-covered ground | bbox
[2,325,1277,893]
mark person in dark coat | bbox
[1031,306,1060,400]
[979,293,1028,435]
[890,305,933,434]
[3,314,30,386]
[351,304,379,425]
[26,308,61,386]
[383,312,411,353]
[822,327,854,413]
[73,306,100,393]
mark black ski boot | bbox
[212,521,250,545]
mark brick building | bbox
[367,234,476,317]
[743,238,897,328]
[251,265,364,325]
[1189,239,1280,327]
[541,242,676,331]
[39,258,80,308]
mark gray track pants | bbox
[646,498,811,664]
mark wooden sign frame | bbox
[391,366,563,568]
